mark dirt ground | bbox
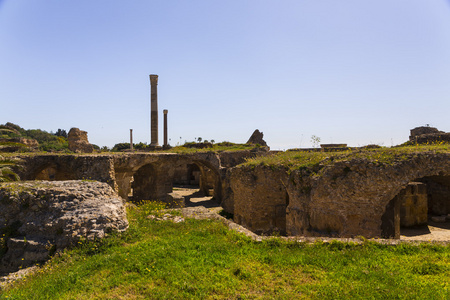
[400,220,450,242]
[172,186,450,242]
[172,186,221,212]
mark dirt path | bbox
[400,220,450,242]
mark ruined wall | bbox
[229,152,450,239]
[397,182,428,227]
[229,165,289,235]
[218,150,269,168]
[113,152,223,203]
[419,176,450,215]
[289,153,450,238]
[15,155,116,189]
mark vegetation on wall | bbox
[244,143,450,173]
[0,155,20,182]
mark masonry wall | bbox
[397,182,428,227]
[229,165,289,235]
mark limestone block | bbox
[0,181,128,273]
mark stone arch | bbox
[368,152,450,239]
[33,163,77,181]
[381,174,450,239]
[289,152,450,239]
[192,160,222,201]
[132,163,159,201]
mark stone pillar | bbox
[130,129,133,150]
[150,74,159,146]
[163,109,168,147]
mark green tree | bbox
[310,135,321,148]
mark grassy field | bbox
[1,201,449,299]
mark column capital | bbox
[163,109,168,114]
[150,74,158,84]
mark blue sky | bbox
[1,0,450,149]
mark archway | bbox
[382,175,450,239]
[169,160,221,208]
[34,164,76,181]
[132,163,158,201]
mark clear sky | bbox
[1,0,450,150]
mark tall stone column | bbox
[130,129,133,150]
[150,74,159,146]
[163,109,168,147]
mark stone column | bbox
[163,109,168,147]
[130,129,133,150]
[150,74,159,146]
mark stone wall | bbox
[15,155,116,190]
[229,165,289,235]
[228,152,450,239]
[409,126,450,144]
[397,182,428,227]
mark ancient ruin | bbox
[67,127,94,153]
[246,129,268,148]
[409,125,450,144]
[163,109,168,148]
[150,74,159,147]
[1,125,450,272]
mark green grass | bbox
[1,201,449,299]
[163,142,259,154]
[244,143,450,173]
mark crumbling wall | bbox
[229,165,289,235]
[409,126,450,144]
[229,152,450,239]
[16,155,116,190]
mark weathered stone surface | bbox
[0,180,128,273]
[230,165,289,235]
[68,127,94,153]
[229,152,450,239]
[410,126,443,140]
[15,154,117,190]
[431,216,447,223]
[398,182,428,227]
[246,129,268,148]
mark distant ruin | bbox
[68,127,94,153]
[409,125,450,144]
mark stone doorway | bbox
[382,176,450,240]
[171,162,218,206]
[132,163,158,201]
